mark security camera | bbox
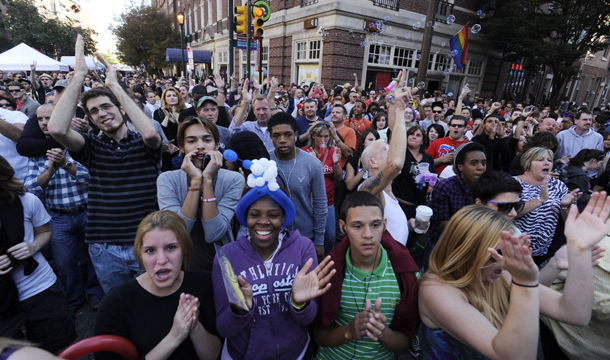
[317,26,325,34]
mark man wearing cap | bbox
[18,78,34,101]
[31,69,55,105]
[7,81,39,117]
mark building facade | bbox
[153,0,503,96]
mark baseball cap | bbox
[18,78,31,84]
[197,96,218,108]
[53,79,69,89]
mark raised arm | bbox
[95,52,162,150]
[230,79,252,129]
[360,70,409,196]
[30,61,40,91]
[455,83,470,117]
[47,36,86,153]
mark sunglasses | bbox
[487,200,525,215]
[0,103,12,108]
[449,124,465,128]
[432,110,443,114]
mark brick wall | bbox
[320,29,365,89]
[270,0,301,12]
[269,36,293,85]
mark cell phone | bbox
[524,106,533,112]
[201,155,211,171]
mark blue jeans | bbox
[49,211,104,309]
[324,204,336,255]
[88,243,142,293]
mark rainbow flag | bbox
[450,23,469,69]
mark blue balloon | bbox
[223,149,238,162]
[243,160,253,170]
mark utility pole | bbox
[246,1,251,79]
[416,0,438,97]
[229,0,234,80]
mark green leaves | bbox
[110,2,180,75]
[0,0,97,58]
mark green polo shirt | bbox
[318,246,402,360]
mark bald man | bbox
[539,118,557,133]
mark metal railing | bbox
[372,0,399,11]
[435,0,454,23]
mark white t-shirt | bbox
[0,108,29,181]
[383,190,409,246]
[10,193,56,301]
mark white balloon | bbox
[263,170,275,182]
[251,163,264,176]
[259,158,269,167]
[268,182,279,191]
[247,175,256,188]
[255,177,265,187]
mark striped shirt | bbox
[317,247,401,360]
[71,130,161,244]
[24,150,88,209]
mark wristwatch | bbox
[62,162,73,170]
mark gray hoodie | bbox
[556,126,603,159]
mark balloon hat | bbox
[223,149,254,170]
[234,157,295,228]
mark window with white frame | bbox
[393,47,416,68]
[241,50,257,62]
[218,51,228,64]
[296,40,321,61]
[261,46,269,62]
[468,59,484,76]
[368,44,392,66]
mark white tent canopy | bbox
[60,56,100,70]
[0,43,69,72]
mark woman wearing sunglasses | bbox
[418,196,610,359]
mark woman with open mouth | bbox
[513,147,581,265]
[212,159,335,360]
[94,210,222,360]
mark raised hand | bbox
[95,51,117,87]
[181,150,204,180]
[71,117,90,132]
[170,293,198,343]
[393,70,411,110]
[30,60,37,73]
[241,79,252,103]
[366,298,388,341]
[540,177,550,202]
[346,299,372,341]
[214,73,225,91]
[489,231,539,285]
[47,148,66,171]
[564,192,610,250]
[74,35,88,77]
[202,150,223,180]
[460,83,470,98]
[291,256,336,304]
[237,276,253,310]
[332,147,341,164]
[561,189,582,207]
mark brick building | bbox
[152,0,501,96]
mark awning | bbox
[165,48,212,63]
[60,56,98,69]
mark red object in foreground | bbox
[58,335,139,360]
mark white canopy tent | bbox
[60,56,103,70]
[0,43,69,72]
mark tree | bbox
[0,0,97,58]
[478,0,610,109]
[111,1,180,75]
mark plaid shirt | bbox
[429,175,474,244]
[24,150,88,209]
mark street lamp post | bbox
[177,11,186,77]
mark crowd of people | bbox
[1,34,610,360]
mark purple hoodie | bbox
[212,229,318,360]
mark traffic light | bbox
[234,5,248,35]
[253,6,264,37]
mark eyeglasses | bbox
[0,103,12,108]
[449,124,465,128]
[89,103,115,116]
[487,200,525,215]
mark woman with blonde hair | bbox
[418,197,610,359]
[154,87,187,171]
[94,210,221,360]
[301,121,342,254]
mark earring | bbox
[246,228,252,242]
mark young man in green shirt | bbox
[314,191,420,359]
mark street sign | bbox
[236,26,257,50]
[187,46,193,61]
[304,18,318,29]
